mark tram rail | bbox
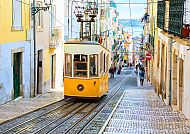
[35,76,127,134]
[1,76,125,134]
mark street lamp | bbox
[32,0,53,15]
[32,0,53,97]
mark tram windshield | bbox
[74,54,88,77]
[89,54,98,77]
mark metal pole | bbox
[33,0,36,97]
[68,0,70,39]
[169,36,173,106]
[71,0,74,39]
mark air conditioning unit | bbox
[50,26,62,48]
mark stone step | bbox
[112,113,187,122]
[118,102,166,108]
[116,106,172,112]
[103,127,190,134]
[106,120,190,130]
[114,110,182,116]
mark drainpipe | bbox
[168,35,173,106]
[32,0,37,97]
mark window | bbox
[65,53,72,77]
[106,54,109,72]
[100,51,103,73]
[104,53,106,72]
[36,1,43,28]
[89,55,98,77]
[74,54,88,77]
[12,0,22,30]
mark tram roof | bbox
[64,40,100,45]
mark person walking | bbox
[139,67,145,86]
[117,65,121,75]
[109,66,115,78]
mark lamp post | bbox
[31,0,52,97]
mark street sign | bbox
[146,53,152,60]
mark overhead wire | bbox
[48,11,80,33]
[14,0,149,37]
[14,0,80,34]
[128,0,134,37]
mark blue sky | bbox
[116,0,147,19]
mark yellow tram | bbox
[64,40,109,99]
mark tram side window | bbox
[65,53,72,77]
[74,54,88,77]
[106,54,109,72]
[89,55,98,77]
[100,51,103,73]
[104,53,106,72]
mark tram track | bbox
[33,76,127,134]
[65,76,127,134]
[1,77,123,134]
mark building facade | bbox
[0,0,31,104]
[32,0,64,96]
[148,0,190,119]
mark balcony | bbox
[157,1,165,30]
[168,0,185,36]
[50,26,62,48]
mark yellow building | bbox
[143,0,158,86]
[152,0,190,119]
[0,0,31,104]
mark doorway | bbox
[172,54,177,105]
[13,52,22,99]
[37,50,43,94]
[160,44,165,99]
[178,58,184,111]
[51,54,56,89]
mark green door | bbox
[13,53,21,99]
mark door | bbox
[179,59,184,111]
[13,52,22,99]
[160,45,165,99]
[51,54,56,89]
[37,50,43,94]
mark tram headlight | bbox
[77,84,84,91]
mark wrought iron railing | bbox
[168,0,185,36]
[157,1,165,30]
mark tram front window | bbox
[74,54,88,77]
[90,54,98,77]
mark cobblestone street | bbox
[100,88,190,134]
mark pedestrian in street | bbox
[117,65,121,75]
[114,66,116,73]
[109,66,115,78]
[135,64,139,76]
[139,67,145,86]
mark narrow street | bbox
[0,68,190,133]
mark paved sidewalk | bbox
[100,88,190,134]
[0,90,64,124]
